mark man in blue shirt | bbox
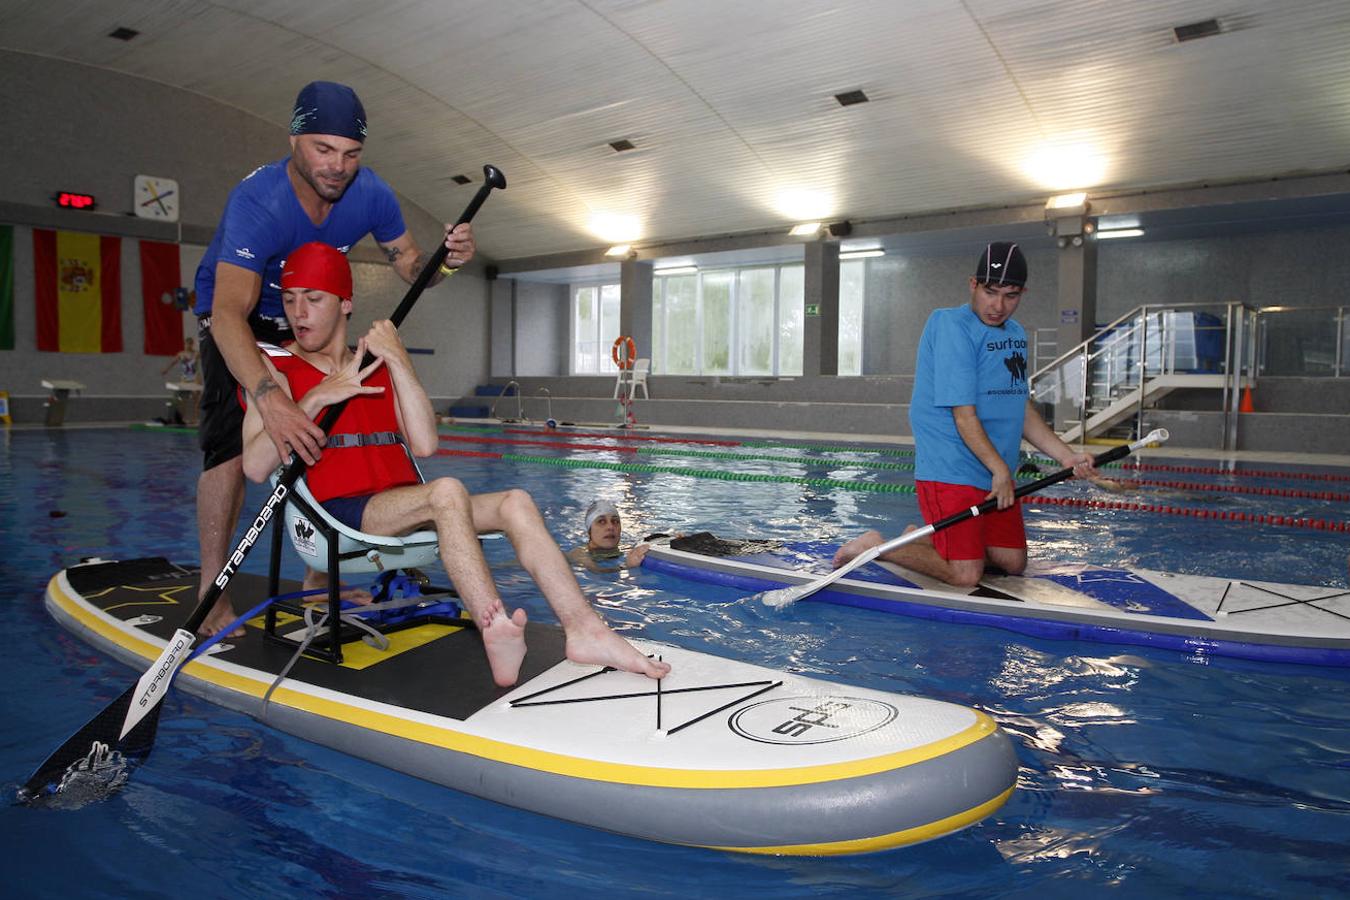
[834,242,1097,588]
[194,81,476,637]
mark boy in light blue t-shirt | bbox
[834,242,1098,588]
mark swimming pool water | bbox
[2,426,1348,898]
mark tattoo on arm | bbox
[384,245,403,263]
[252,377,281,401]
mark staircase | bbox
[1032,303,1256,448]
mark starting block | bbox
[165,381,202,426]
[41,379,85,427]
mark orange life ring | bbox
[612,335,636,370]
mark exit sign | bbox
[54,191,97,211]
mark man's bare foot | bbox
[197,595,245,638]
[832,530,884,568]
[481,606,529,687]
[301,571,373,605]
[565,621,671,680]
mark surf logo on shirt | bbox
[728,695,898,745]
[986,336,1028,387]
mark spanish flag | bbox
[34,228,123,353]
[139,240,183,356]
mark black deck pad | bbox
[64,558,568,721]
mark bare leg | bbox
[300,568,374,605]
[363,481,669,685]
[472,488,669,680]
[834,526,990,589]
[196,458,246,637]
[363,480,530,687]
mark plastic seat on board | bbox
[274,470,440,576]
[264,448,449,663]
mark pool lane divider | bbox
[1027,455,1350,484]
[435,448,1347,531]
[448,435,1345,497]
[466,427,1350,485]
[1023,496,1348,531]
[437,448,918,493]
[501,427,740,447]
[442,433,917,469]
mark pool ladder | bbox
[535,387,552,422]
[491,381,524,422]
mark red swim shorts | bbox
[915,480,1026,562]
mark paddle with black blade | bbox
[19,164,506,805]
[761,428,1170,609]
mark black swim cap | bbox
[975,242,1027,287]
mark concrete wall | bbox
[861,245,1060,375]
[0,50,491,421]
[514,281,568,377]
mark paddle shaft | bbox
[182,167,504,636]
[769,430,1168,605]
[860,433,1168,567]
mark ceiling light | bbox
[655,265,698,276]
[789,222,822,236]
[588,212,640,243]
[604,244,632,257]
[609,139,636,153]
[1046,192,1088,210]
[1024,142,1108,192]
[776,189,832,221]
[839,249,884,260]
[1095,228,1145,240]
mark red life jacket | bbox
[261,343,420,503]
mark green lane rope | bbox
[495,452,918,494]
[635,445,917,470]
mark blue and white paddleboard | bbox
[643,536,1350,667]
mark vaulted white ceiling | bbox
[4,0,1349,261]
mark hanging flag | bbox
[0,226,14,350]
[34,228,122,353]
[140,240,183,355]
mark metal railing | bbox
[491,380,523,421]
[1254,305,1348,377]
[1030,302,1257,448]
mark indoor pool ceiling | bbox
[4,0,1349,263]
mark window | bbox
[571,283,621,374]
[838,260,865,375]
[653,264,804,376]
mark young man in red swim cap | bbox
[240,242,670,687]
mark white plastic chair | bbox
[276,472,441,576]
[613,357,651,399]
[264,453,444,663]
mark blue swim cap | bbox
[290,81,367,143]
